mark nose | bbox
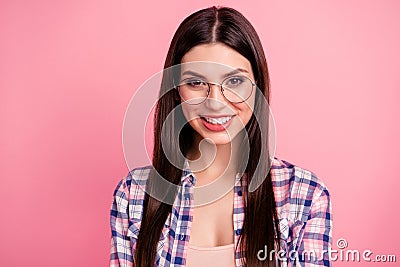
[205,84,227,109]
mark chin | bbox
[202,135,232,145]
[199,129,243,145]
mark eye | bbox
[185,79,207,88]
[225,76,244,87]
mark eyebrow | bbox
[181,68,249,79]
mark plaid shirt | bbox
[110,157,332,266]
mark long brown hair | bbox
[135,6,280,266]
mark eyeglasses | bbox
[176,75,256,105]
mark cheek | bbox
[181,104,198,126]
[240,110,253,127]
[237,98,255,125]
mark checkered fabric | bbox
[110,157,332,266]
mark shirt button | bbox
[237,190,242,196]
[236,229,242,235]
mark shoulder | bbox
[112,165,152,221]
[271,157,331,222]
[114,165,152,192]
[271,157,329,192]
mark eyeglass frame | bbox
[174,75,257,105]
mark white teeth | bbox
[203,116,233,125]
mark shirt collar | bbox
[181,158,196,185]
[180,158,244,186]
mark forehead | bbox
[180,43,253,79]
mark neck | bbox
[187,131,245,186]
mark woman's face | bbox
[179,43,256,145]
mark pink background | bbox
[1,0,399,266]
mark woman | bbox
[110,6,332,267]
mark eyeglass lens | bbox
[178,76,254,104]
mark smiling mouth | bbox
[200,115,234,125]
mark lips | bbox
[199,115,236,131]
